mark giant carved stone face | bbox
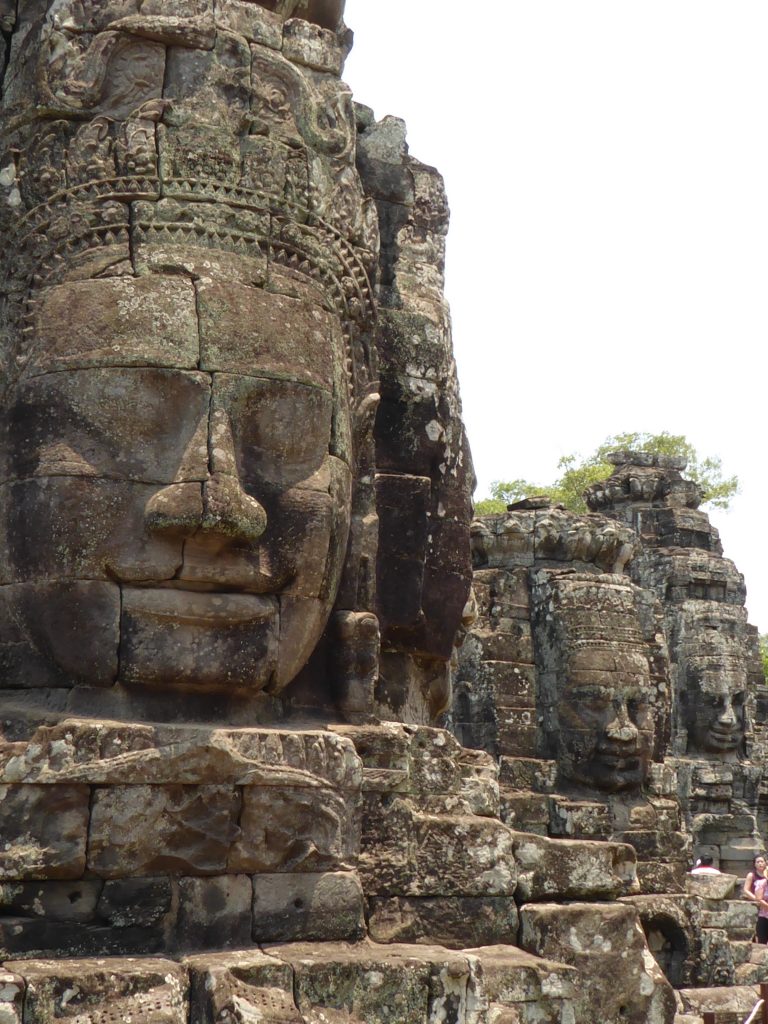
[558,645,656,792]
[0,267,352,700]
[680,604,748,757]
[533,571,663,793]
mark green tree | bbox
[475,431,739,515]
[760,635,768,680]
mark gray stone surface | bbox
[2,4,766,1023]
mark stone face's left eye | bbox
[627,695,653,727]
[214,375,334,491]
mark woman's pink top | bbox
[754,877,768,918]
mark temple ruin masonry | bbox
[454,455,768,1016]
[0,2,765,1022]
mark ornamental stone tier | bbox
[0,5,762,1023]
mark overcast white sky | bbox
[343,1,768,633]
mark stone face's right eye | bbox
[8,368,211,485]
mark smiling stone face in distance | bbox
[0,267,352,699]
[532,569,664,795]
[680,603,749,758]
[558,645,655,792]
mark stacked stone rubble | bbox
[1,0,763,1020]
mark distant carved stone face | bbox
[682,610,748,756]
[558,645,656,792]
[0,268,352,696]
[532,571,664,794]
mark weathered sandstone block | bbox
[4,958,188,1024]
[0,785,89,880]
[512,832,638,901]
[519,903,676,1024]
[87,784,240,877]
[367,895,518,949]
[252,871,365,942]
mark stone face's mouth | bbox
[708,726,741,748]
[152,578,286,595]
[171,557,294,596]
[118,586,280,691]
[597,753,641,772]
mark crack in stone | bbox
[0,1,18,95]
[192,277,204,373]
[114,582,124,686]
[127,201,137,273]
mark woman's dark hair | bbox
[748,852,767,893]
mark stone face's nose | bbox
[716,698,738,726]
[145,407,267,547]
[201,473,267,544]
[605,701,639,744]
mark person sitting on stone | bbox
[690,856,720,875]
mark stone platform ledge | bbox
[0,719,493,797]
[685,872,739,901]
[511,830,638,900]
[0,720,362,788]
[678,984,760,1020]
[0,942,578,1023]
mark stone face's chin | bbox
[563,746,649,793]
[591,750,648,792]
[119,587,280,692]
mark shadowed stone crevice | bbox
[0,1,17,89]
[192,278,204,372]
[643,915,690,989]
[114,583,124,687]
[127,201,138,275]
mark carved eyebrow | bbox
[563,686,613,699]
[565,685,650,700]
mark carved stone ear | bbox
[334,391,380,616]
[352,390,380,453]
[329,610,380,722]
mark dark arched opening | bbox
[643,915,690,988]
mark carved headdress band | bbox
[1,7,376,404]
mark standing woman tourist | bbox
[746,854,768,943]
[744,853,767,903]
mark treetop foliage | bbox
[475,431,739,515]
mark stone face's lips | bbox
[124,589,276,626]
[596,753,641,770]
[707,727,741,747]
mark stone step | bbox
[678,985,761,1024]
[0,941,579,1024]
[735,960,768,985]
[734,942,768,984]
